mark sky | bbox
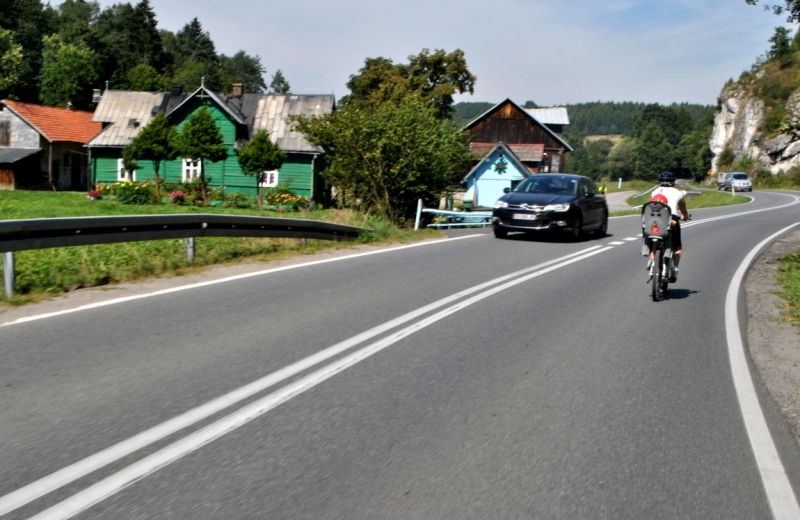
[94,0,791,106]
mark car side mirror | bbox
[503,187,510,193]
[585,192,595,198]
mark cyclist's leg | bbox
[672,219,682,267]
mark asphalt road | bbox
[2,191,800,519]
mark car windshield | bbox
[732,174,749,180]
[514,176,578,195]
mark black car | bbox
[492,174,608,240]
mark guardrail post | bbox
[618,178,622,189]
[3,252,13,298]
[186,237,195,263]
[414,199,422,231]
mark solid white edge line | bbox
[0,245,602,517]
[726,222,800,520]
[0,234,485,328]
[28,246,613,520]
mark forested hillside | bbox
[0,0,289,110]
[453,100,714,134]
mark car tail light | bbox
[650,225,660,235]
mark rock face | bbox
[711,84,800,174]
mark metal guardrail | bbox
[0,214,365,297]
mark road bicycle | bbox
[642,201,689,302]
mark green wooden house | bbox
[87,84,334,203]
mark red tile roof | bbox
[3,100,102,144]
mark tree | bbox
[220,51,266,93]
[175,18,216,65]
[632,121,674,180]
[1,0,57,102]
[236,130,286,209]
[127,63,166,91]
[128,112,178,200]
[629,104,694,146]
[523,100,538,108]
[769,26,794,60]
[269,69,290,94]
[39,34,98,108]
[746,0,800,23]
[0,28,24,99]
[342,48,476,119]
[176,106,227,204]
[292,93,473,224]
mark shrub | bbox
[114,181,156,205]
[718,147,735,168]
[169,190,185,204]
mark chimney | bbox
[232,83,243,97]
[92,89,102,103]
[171,84,183,96]
[66,102,73,111]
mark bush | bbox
[114,181,156,205]
[718,147,735,168]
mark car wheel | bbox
[494,227,508,239]
[569,216,582,241]
[594,214,608,238]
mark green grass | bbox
[625,190,749,209]
[0,191,440,306]
[603,180,658,194]
[778,249,800,326]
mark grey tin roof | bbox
[526,107,570,125]
[88,91,165,147]
[0,147,41,164]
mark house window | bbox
[117,158,136,181]
[182,158,202,182]
[259,170,279,188]
[0,121,9,146]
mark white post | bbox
[3,252,13,298]
[618,178,622,189]
[186,237,195,263]
[414,199,423,231]
[732,182,735,196]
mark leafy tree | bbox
[127,112,178,200]
[0,28,24,99]
[292,93,473,223]
[176,105,227,204]
[608,137,636,181]
[55,0,98,45]
[632,121,674,180]
[1,0,57,102]
[747,0,800,23]
[452,101,494,127]
[39,34,98,108]
[170,59,222,91]
[342,48,476,119]
[236,130,286,209]
[269,69,290,94]
[523,100,538,108]
[629,104,694,146]
[220,51,266,93]
[127,63,166,91]
[175,18,216,65]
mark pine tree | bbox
[176,106,227,204]
[269,69,290,94]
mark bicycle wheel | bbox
[651,248,662,302]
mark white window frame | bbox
[182,158,202,183]
[259,170,279,188]
[117,158,136,182]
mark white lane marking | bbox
[27,247,613,520]
[726,222,800,520]
[0,245,602,517]
[1,235,485,328]
[623,237,639,241]
[609,241,625,246]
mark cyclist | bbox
[645,171,689,282]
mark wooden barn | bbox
[465,99,572,174]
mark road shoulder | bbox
[747,229,800,446]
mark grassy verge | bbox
[778,249,800,326]
[604,180,658,194]
[625,191,749,209]
[0,192,440,306]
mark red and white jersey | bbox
[651,186,684,216]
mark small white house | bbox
[462,142,531,208]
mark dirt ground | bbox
[747,229,800,446]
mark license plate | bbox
[512,213,540,220]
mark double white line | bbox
[1,245,611,519]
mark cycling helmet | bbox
[651,193,668,205]
[657,171,676,186]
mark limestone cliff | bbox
[711,72,800,174]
